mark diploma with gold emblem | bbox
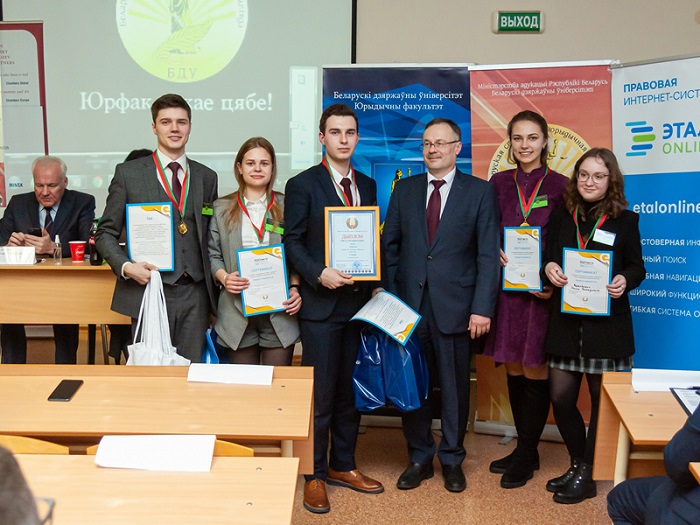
[503,226,542,292]
[324,206,381,281]
[351,291,421,346]
[126,202,174,271]
[561,248,612,316]
[236,244,289,317]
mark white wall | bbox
[356,0,700,65]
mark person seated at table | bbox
[208,137,301,365]
[607,405,700,524]
[0,155,95,364]
[0,446,41,525]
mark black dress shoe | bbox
[441,464,466,492]
[397,462,434,490]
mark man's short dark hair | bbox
[424,118,461,141]
[151,94,191,123]
[319,104,359,134]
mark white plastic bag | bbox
[126,270,190,366]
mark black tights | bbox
[549,368,602,465]
[225,345,294,366]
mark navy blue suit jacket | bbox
[661,406,700,522]
[382,170,500,334]
[283,162,377,321]
[0,189,95,256]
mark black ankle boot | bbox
[500,447,539,488]
[546,458,581,493]
[490,375,526,474]
[489,449,516,474]
[553,462,596,504]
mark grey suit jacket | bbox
[95,155,218,318]
[208,192,300,349]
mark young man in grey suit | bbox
[96,94,218,362]
[382,118,500,492]
[0,155,95,363]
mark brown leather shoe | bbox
[327,468,385,494]
[303,479,330,514]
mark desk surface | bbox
[0,259,129,324]
[594,372,688,480]
[17,454,299,525]
[691,463,700,483]
[0,365,313,472]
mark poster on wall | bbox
[0,22,48,211]
[323,65,470,223]
[470,60,613,181]
[612,56,700,371]
[470,61,613,426]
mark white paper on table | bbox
[187,363,273,385]
[94,435,215,472]
[631,368,700,392]
[0,246,36,265]
[350,290,420,345]
[126,202,174,271]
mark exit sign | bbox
[493,11,544,33]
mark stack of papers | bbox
[94,435,216,472]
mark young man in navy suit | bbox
[382,118,500,492]
[284,104,384,514]
[0,155,95,363]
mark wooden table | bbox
[0,258,129,324]
[691,462,700,483]
[17,454,299,525]
[0,364,314,474]
[594,372,687,485]
[0,259,130,363]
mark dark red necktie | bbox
[339,177,353,206]
[168,161,182,203]
[426,179,445,244]
[44,207,54,235]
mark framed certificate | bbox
[350,290,421,346]
[324,206,381,281]
[236,244,289,317]
[561,248,613,316]
[126,202,174,271]
[503,226,542,292]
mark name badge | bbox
[593,228,616,246]
[532,195,548,209]
[202,203,213,216]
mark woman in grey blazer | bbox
[209,137,301,365]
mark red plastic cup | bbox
[69,241,86,263]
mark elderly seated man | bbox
[0,155,95,363]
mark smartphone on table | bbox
[48,379,84,402]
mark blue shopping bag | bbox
[353,326,429,413]
[353,327,386,412]
[202,327,220,364]
[382,332,429,412]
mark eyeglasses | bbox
[420,140,459,150]
[576,171,609,184]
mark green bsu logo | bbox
[116,0,248,83]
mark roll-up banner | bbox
[471,61,613,427]
[611,56,700,371]
[323,65,470,223]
